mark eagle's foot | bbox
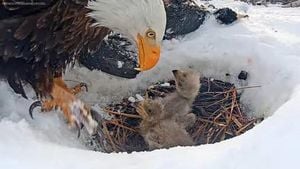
[70,82,88,95]
[29,78,98,137]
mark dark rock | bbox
[164,0,208,40]
[79,33,139,79]
[238,70,248,80]
[214,8,238,25]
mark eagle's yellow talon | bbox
[29,78,97,136]
[70,82,88,95]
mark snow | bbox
[0,1,300,169]
[117,61,124,68]
[128,96,136,103]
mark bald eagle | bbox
[0,0,166,135]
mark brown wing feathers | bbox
[0,0,111,98]
[0,0,55,20]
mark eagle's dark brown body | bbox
[0,0,110,98]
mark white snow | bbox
[128,96,136,103]
[135,94,145,101]
[117,61,124,68]
[1,1,300,169]
[160,82,171,87]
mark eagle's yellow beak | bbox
[136,33,161,71]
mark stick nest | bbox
[94,77,263,153]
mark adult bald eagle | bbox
[0,0,166,134]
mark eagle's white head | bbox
[88,0,166,71]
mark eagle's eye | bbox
[146,30,156,39]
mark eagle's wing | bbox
[0,0,55,20]
[0,0,110,97]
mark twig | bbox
[237,85,262,90]
[236,120,256,135]
[104,109,142,119]
[107,120,136,132]
[102,122,118,152]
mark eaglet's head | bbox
[172,69,201,99]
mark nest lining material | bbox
[93,77,263,153]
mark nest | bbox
[95,77,262,153]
